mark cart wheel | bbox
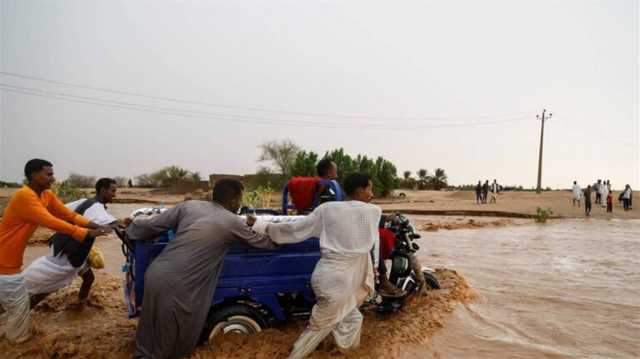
[199,304,267,344]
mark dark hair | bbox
[212,179,245,204]
[95,178,117,193]
[316,159,335,177]
[24,159,53,181]
[343,173,371,196]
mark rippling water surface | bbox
[414,218,640,358]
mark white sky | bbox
[1,0,638,189]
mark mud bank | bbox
[0,269,472,359]
[417,218,516,231]
[0,272,137,359]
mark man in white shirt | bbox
[253,173,380,359]
[489,179,499,204]
[600,180,609,208]
[23,178,118,305]
[572,181,582,207]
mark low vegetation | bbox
[135,166,202,188]
[534,207,554,223]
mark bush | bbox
[135,174,156,188]
[135,165,201,188]
[52,182,88,203]
[243,185,274,208]
[65,173,96,188]
[0,180,21,188]
[534,207,554,223]
[245,168,287,192]
[113,177,129,187]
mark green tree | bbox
[322,149,398,197]
[324,148,356,184]
[258,139,300,177]
[290,151,319,177]
[150,166,190,187]
[416,169,429,190]
[188,171,202,182]
[429,168,448,190]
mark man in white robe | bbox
[253,173,380,359]
[571,181,582,207]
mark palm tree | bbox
[403,171,412,180]
[417,169,429,190]
[430,168,448,190]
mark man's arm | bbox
[229,217,277,250]
[254,209,323,244]
[126,204,183,241]
[46,193,93,227]
[15,191,89,242]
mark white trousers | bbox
[0,274,31,343]
[287,307,363,359]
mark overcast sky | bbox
[1,0,638,189]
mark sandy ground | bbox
[378,190,638,220]
[3,188,636,221]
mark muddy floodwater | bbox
[416,217,640,359]
[9,213,640,358]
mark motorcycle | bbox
[380,213,440,308]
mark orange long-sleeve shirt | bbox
[0,186,91,274]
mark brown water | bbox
[15,211,640,358]
[414,218,640,359]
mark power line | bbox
[0,84,532,130]
[0,70,535,122]
[552,115,638,149]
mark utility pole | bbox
[536,109,552,194]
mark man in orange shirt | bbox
[0,159,111,343]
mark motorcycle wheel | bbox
[422,270,441,290]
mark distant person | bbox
[489,179,499,204]
[475,181,482,204]
[482,180,489,204]
[0,159,110,343]
[606,191,613,213]
[594,180,602,204]
[622,184,632,211]
[128,179,133,188]
[23,178,120,306]
[571,181,582,207]
[600,180,609,208]
[584,185,592,216]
